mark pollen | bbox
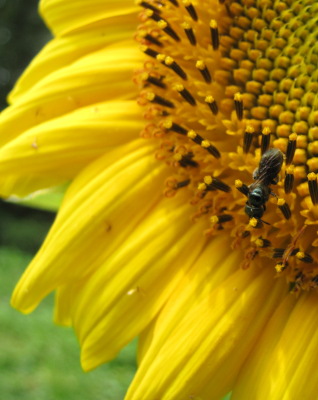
[135,0,318,292]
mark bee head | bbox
[245,204,264,219]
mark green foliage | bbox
[0,202,136,400]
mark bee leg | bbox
[270,190,278,198]
[252,168,259,180]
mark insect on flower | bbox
[243,148,284,221]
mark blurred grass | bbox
[0,202,136,400]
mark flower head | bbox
[2,0,318,398]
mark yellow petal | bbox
[11,139,167,313]
[9,12,138,103]
[40,0,138,37]
[0,100,143,197]
[56,198,207,371]
[126,260,287,400]
[232,293,318,400]
[0,41,142,146]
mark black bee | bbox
[245,148,284,220]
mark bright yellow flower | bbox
[2,0,318,398]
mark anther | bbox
[308,172,318,205]
[146,92,175,108]
[183,0,198,21]
[235,179,249,196]
[202,176,231,192]
[141,45,159,58]
[296,251,314,263]
[165,56,187,79]
[182,22,196,45]
[205,96,218,115]
[137,1,161,14]
[273,248,285,258]
[142,73,166,88]
[210,20,219,50]
[211,214,233,224]
[243,125,254,153]
[176,152,198,168]
[157,19,180,41]
[277,198,291,220]
[175,84,196,106]
[261,127,271,155]
[163,120,187,135]
[284,165,294,194]
[175,179,191,189]
[147,10,162,22]
[255,238,271,248]
[234,92,244,121]
[168,0,179,5]
[143,34,163,47]
[187,130,221,158]
[201,140,221,158]
[286,133,297,165]
[196,61,212,83]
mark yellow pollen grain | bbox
[163,119,173,129]
[277,198,286,206]
[174,153,182,161]
[141,72,149,81]
[156,53,166,62]
[196,60,206,70]
[145,9,153,17]
[198,182,207,191]
[235,179,243,188]
[187,130,197,139]
[262,127,271,135]
[275,263,285,273]
[182,22,191,30]
[164,56,174,66]
[210,216,219,224]
[204,176,213,185]
[210,19,217,29]
[146,92,155,101]
[296,251,306,260]
[201,140,211,148]
[249,218,258,228]
[255,238,264,247]
[234,92,242,102]
[289,132,298,141]
[205,95,215,103]
[174,84,184,92]
[158,20,168,29]
[307,172,317,181]
[245,125,255,134]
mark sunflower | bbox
[1,0,318,398]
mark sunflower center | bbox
[135,0,318,292]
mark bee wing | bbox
[254,149,284,186]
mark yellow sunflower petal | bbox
[56,199,207,371]
[126,263,287,400]
[0,41,142,146]
[9,12,138,103]
[0,100,143,197]
[11,139,168,313]
[232,293,318,400]
[40,0,138,37]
